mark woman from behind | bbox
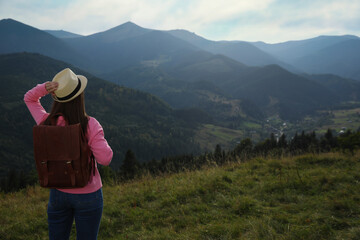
[24,68,113,240]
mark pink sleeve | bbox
[87,117,113,166]
[24,83,50,125]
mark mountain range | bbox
[2,18,360,120]
[3,18,359,79]
[0,22,359,118]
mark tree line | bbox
[1,128,360,193]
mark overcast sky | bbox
[0,0,359,43]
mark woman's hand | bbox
[45,82,59,95]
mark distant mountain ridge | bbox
[252,35,359,61]
[63,24,199,73]
[44,30,83,38]
[168,29,295,70]
[293,39,360,80]
[251,35,360,80]
[84,21,151,42]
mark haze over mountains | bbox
[1,18,360,121]
[252,35,360,80]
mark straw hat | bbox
[52,68,87,103]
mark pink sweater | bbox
[24,83,113,194]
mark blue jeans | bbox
[47,188,103,240]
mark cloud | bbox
[0,0,275,34]
[0,0,359,42]
[219,0,360,42]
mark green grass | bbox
[241,122,262,129]
[1,152,360,239]
[195,124,244,151]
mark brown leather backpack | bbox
[33,115,94,188]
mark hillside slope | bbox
[1,152,359,239]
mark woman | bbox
[24,68,113,240]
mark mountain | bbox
[0,18,86,67]
[252,35,360,80]
[44,30,83,38]
[305,73,360,101]
[224,65,339,119]
[80,21,150,43]
[64,24,199,74]
[0,52,201,177]
[252,35,359,62]
[166,56,339,120]
[168,29,295,70]
[293,39,360,80]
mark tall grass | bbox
[1,152,360,239]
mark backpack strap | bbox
[40,161,49,187]
[65,161,76,187]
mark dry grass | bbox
[1,152,360,239]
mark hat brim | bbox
[52,75,87,103]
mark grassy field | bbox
[316,108,360,134]
[195,124,244,151]
[1,152,360,240]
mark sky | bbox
[0,0,359,43]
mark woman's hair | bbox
[42,92,89,134]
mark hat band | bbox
[56,78,82,101]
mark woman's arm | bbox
[24,82,58,125]
[87,117,113,166]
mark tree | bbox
[214,144,222,158]
[338,130,360,155]
[269,133,277,149]
[277,134,287,149]
[234,138,253,160]
[120,149,140,180]
[320,129,337,152]
[214,144,225,164]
